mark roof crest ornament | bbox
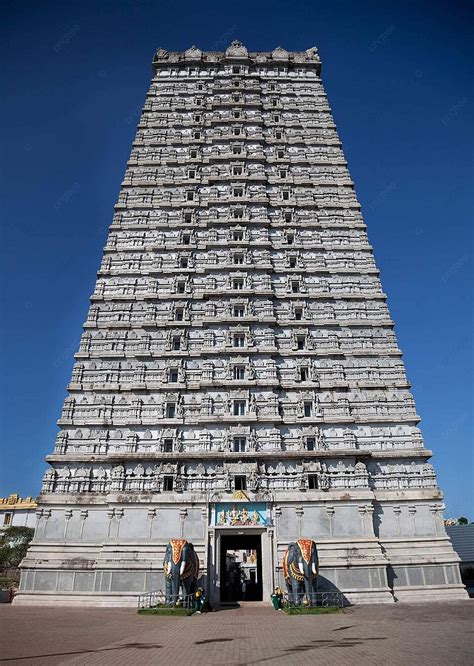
[185,45,203,59]
[225,40,249,58]
[305,46,319,59]
[272,46,289,61]
[154,47,169,60]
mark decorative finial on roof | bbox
[225,40,249,57]
[272,46,289,60]
[185,45,203,59]
[305,46,319,59]
[154,47,169,60]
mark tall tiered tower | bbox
[17,41,466,606]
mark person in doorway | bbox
[241,572,247,600]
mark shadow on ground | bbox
[0,643,163,663]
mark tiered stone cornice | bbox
[40,43,434,497]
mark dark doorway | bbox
[220,534,263,602]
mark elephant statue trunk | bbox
[283,538,319,605]
[163,539,200,605]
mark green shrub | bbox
[0,527,34,569]
[283,606,340,615]
[138,605,194,616]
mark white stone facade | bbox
[16,42,467,606]
[0,494,37,538]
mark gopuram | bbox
[16,42,467,606]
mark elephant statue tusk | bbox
[311,563,317,575]
[180,560,186,576]
[166,561,171,575]
[298,562,304,575]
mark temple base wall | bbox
[15,495,468,606]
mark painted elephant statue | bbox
[163,539,199,605]
[283,538,319,605]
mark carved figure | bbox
[283,538,319,605]
[319,469,330,491]
[230,505,239,525]
[249,469,259,491]
[163,539,199,604]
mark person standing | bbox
[271,586,283,610]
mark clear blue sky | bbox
[1,0,472,518]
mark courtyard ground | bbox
[0,600,472,665]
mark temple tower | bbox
[16,41,466,605]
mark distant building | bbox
[446,524,474,596]
[0,495,36,537]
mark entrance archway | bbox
[219,533,263,602]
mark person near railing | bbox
[193,587,207,613]
[271,586,284,610]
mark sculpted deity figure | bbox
[230,506,239,525]
[249,393,258,414]
[249,469,259,492]
[225,468,232,491]
[249,429,258,451]
[319,463,330,491]
[241,507,250,524]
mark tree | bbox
[458,517,469,525]
[0,526,34,569]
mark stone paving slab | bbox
[0,601,473,665]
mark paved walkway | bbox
[0,601,473,665]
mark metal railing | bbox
[137,589,195,610]
[284,591,346,608]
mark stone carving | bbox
[163,539,199,604]
[184,45,202,60]
[225,40,249,58]
[283,539,319,605]
[305,46,319,60]
[248,468,260,492]
[154,48,169,60]
[272,46,289,61]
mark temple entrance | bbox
[220,534,263,602]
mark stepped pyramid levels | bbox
[17,41,466,606]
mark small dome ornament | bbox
[185,45,203,60]
[225,40,249,58]
[154,47,169,60]
[272,46,289,61]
